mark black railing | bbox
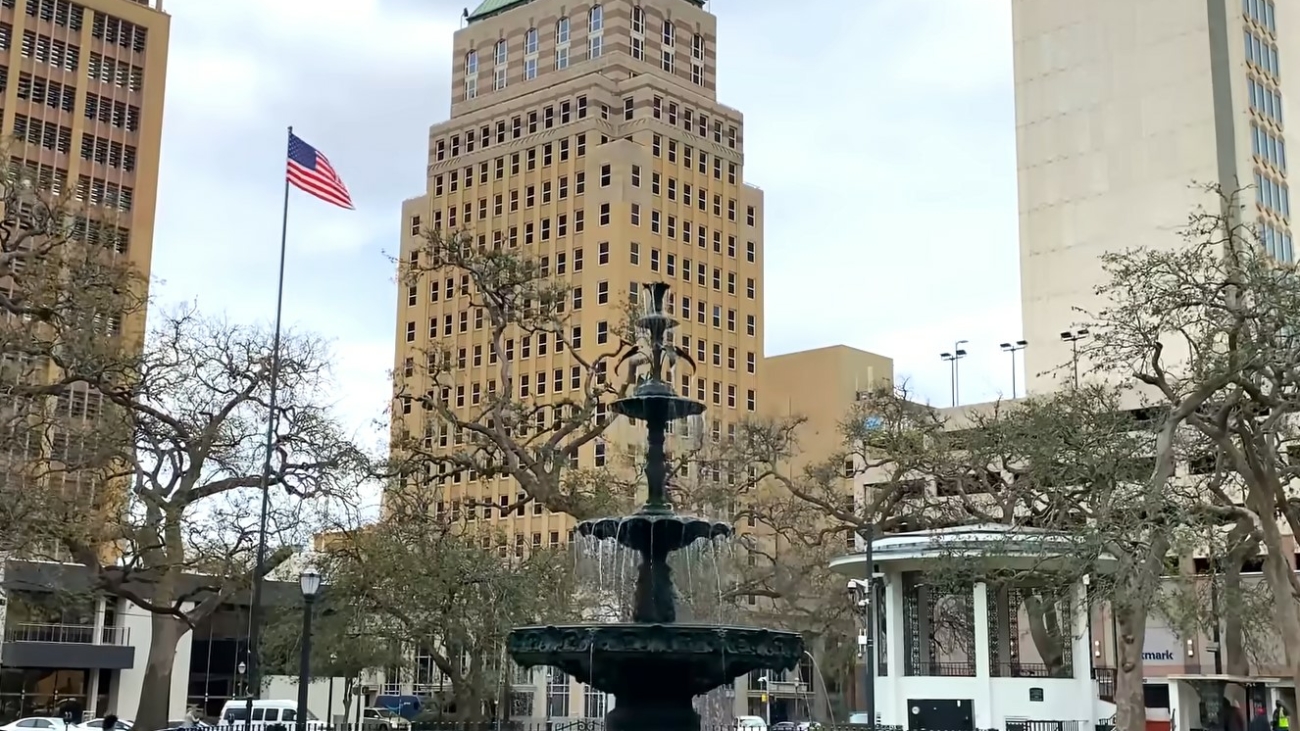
[164,723,1014,731]
[991,662,1073,679]
[906,660,977,677]
[1007,721,1092,731]
[1091,666,1117,700]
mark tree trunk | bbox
[1024,594,1067,675]
[135,613,187,731]
[1258,531,1300,715]
[1114,603,1150,731]
[1223,555,1249,709]
[341,676,354,728]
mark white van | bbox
[217,700,321,731]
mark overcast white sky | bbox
[151,0,1022,445]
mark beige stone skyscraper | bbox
[396,0,765,558]
[1014,0,1290,391]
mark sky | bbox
[151,0,1022,448]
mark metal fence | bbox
[3,621,131,645]
[164,723,1095,731]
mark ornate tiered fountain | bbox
[508,282,805,731]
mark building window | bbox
[464,50,478,99]
[524,27,539,80]
[556,17,571,70]
[589,5,603,59]
[493,40,508,90]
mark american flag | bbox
[286,132,354,210]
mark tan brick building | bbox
[396,0,764,550]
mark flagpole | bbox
[244,124,293,718]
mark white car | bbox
[72,721,132,731]
[0,719,74,731]
[735,717,768,731]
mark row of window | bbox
[410,288,757,342]
[465,5,707,99]
[22,30,79,72]
[1260,219,1294,262]
[650,96,738,147]
[1245,28,1281,80]
[85,93,141,132]
[435,140,591,194]
[434,140,739,215]
[88,52,144,92]
[0,0,147,53]
[1243,0,1276,35]
[1247,76,1283,128]
[629,4,705,84]
[1255,169,1290,219]
[91,11,147,54]
[436,98,591,160]
[25,0,82,30]
[16,73,76,112]
[1251,121,1286,172]
[435,92,739,165]
[14,113,139,170]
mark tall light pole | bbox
[939,340,969,407]
[999,340,1028,398]
[849,551,875,731]
[1059,329,1089,388]
[297,567,322,731]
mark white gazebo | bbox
[830,524,1117,730]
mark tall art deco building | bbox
[0,0,168,539]
[397,0,766,554]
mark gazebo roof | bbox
[829,523,1118,576]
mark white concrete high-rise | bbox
[1014,0,1291,391]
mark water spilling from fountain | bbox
[508,282,804,731]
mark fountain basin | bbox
[508,623,804,700]
[578,514,731,554]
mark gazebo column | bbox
[884,572,906,723]
[1071,579,1097,728]
[973,582,995,727]
[995,585,1012,676]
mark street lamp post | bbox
[1059,329,1089,388]
[999,340,1028,398]
[848,566,875,731]
[236,661,247,697]
[297,567,322,731]
[327,653,338,730]
[939,340,969,407]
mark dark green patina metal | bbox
[508,282,804,731]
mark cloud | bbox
[148,0,1020,452]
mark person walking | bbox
[1275,700,1290,731]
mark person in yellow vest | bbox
[1274,699,1290,731]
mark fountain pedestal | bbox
[508,282,804,731]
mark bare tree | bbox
[318,489,577,720]
[1082,186,1300,713]
[0,150,146,550]
[391,229,641,520]
[4,305,366,731]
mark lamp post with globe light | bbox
[296,567,321,731]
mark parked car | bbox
[0,719,73,731]
[217,700,317,730]
[735,717,768,731]
[361,709,408,731]
[71,720,132,731]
